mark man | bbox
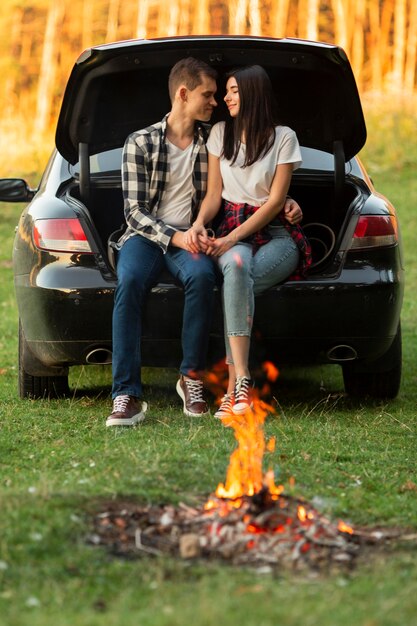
[107,57,303,427]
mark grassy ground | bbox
[0,163,416,624]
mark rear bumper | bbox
[15,256,404,369]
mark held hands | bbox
[177,199,303,254]
[181,224,213,254]
[181,224,234,256]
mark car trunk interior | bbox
[67,175,361,275]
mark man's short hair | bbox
[168,57,217,102]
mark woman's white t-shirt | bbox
[206,122,302,206]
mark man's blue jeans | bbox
[111,235,216,399]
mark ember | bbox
[89,493,396,571]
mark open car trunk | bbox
[56,35,367,280]
[66,169,363,278]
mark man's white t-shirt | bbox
[206,122,302,206]
[157,139,194,229]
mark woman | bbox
[187,65,310,417]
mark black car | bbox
[0,36,404,400]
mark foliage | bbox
[0,0,416,155]
[360,94,417,173]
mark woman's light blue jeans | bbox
[112,235,216,399]
[217,225,299,364]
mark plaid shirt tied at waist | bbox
[216,200,312,280]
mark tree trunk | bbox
[306,0,319,41]
[248,0,261,35]
[4,5,24,117]
[106,0,120,43]
[272,0,290,38]
[331,0,348,50]
[136,0,150,38]
[82,0,94,50]
[34,0,65,137]
[178,0,191,35]
[193,0,210,34]
[392,0,407,90]
[159,0,180,37]
[404,0,417,93]
[230,0,248,34]
[351,0,366,89]
[368,0,383,92]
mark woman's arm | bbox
[209,162,294,256]
[184,152,223,253]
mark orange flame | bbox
[209,380,284,503]
[263,361,279,382]
[337,520,354,534]
[203,361,356,541]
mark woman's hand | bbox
[206,235,235,257]
[183,224,211,253]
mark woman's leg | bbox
[218,244,255,414]
[218,243,254,373]
[253,226,299,295]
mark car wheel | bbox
[342,324,402,399]
[18,320,70,399]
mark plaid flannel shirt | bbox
[117,114,210,253]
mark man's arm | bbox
[122,134,176,252]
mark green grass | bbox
[1,167,417,625]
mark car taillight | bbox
[33,219,93,253]
[349,215,398,250]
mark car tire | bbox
[342,323,402,399]
[18,321,70,399]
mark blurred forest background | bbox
[0,0,416,179]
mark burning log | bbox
[89,491,404,572]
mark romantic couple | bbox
[106,56,310,427]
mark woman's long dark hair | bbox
[223,65,277,167]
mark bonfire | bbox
[90,362,403,572]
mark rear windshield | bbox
[70,146,360,176]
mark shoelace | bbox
[184,379,204,403]
[234,376,251,403]
[113,394,130,413]
[216,393,234,415]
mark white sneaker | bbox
[232,377,254,414]
[214,393,235,419]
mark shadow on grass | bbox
[65,362,397,414]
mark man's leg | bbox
[164,248,216,416]
[109,236,164,425]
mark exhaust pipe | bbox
[326,345,357,362]
[86,348,112,365]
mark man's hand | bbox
[284,198,303,225]
[171,231,190,250]
[173,224,213,253]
